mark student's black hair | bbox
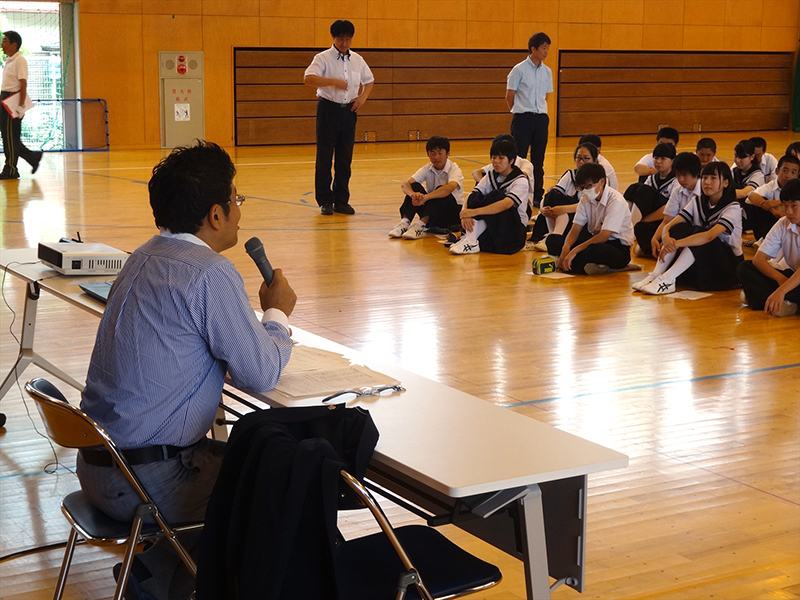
[492,133,515,144]
[528,32,551,51]
[734,139,756,159]
[700,161,736,204]
[748,136,767,151]
[490,138,517,162]
[673,152,701,178]
[785,142,800,157]
[426,135,450,153]
[149,140,236,234]
[574,163,606,186]
[652,142,676,160]
[3,30,22,49]
[330,20,355,37]
[579,134,602,149]
[657,127,679,144]
[780,179,800,201]
[777,154,800,171]
[575,142,598,162]
[696,137,717,152]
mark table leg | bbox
[0,281,84,403]
[518,483,552,600]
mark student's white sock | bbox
[630,205,642,226]
[545,216,555,231]
[400,218,411,226]
[661,248,695,281]
[553,213,569,236]
[463,220,486,244]
[651,251,674,276]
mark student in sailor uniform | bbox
[647,152,703,260]
[743,154,800,242]
[737,179,800,317]
[388,135,464,240]
[786,142,800,160]
[449,138,529,255]
[531,142,598,252]
[634,162,743,295]
[634,127,679,182]
[554,162,635,275]
[732,139,766,202]
[473,134,535,214]
[579,134,618,190]
[749,137,778,183]
[695,137,718,170]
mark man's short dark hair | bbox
[490,138,517,162]
[149,140,236,234]
[579,134,602,149]
[574,163,606,186]
[528,32,551,51]
[653,142,676,160]
[777,154,800,171]
[673,152,701,178]
[780,178,800,201]
[426,135,450,153]
[734,139,756,159]
[749,136,767,151]
[330,20,355,37]
[696,137,717,152]
[657,127,679,144]
[3,30,22,49]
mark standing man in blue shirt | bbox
[304,19,374,215]
[506,32,553,207]
[79,140,296,599]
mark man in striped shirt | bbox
[78,141,296,599]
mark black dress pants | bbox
[0,91,38,177]
[511,112,549,204]
[314,98,357,207]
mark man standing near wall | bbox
[304,19,374,215]
[505,32,552,207]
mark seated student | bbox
[749,136,778,183]
[389,135,464,239]
[579,134,618,190]
[732,139,766,202]
[625,143,679,254]
[451,138,529,255]
[647,152,702,259]
[473,133,534,214]
[634,162,743,295]
[737,179,800,317]
[529,142,599,250]
[553,162,635,274]
[786,142,800,160]
[634,126,679,181]
[695,137,718,169]
[744,154,800,242]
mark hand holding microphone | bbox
[245,236,297,317]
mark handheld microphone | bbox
[244,236,274,286]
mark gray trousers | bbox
[77,438,226,600]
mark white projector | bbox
[38,242,128,275]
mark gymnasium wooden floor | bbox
[1,131,799,599]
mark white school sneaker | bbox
[402,222,426,240]
[641,276,676,295]
[449,238,480,255]
[388,222,410,238]
[632,273,657,291]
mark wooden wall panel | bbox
[557,50,793,137]
[233,48,521,145]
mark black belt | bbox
[80,444,189,467]
[321,98,354,109]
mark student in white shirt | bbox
[450,138,529,255]
[554,162,635,274]
[472,134,534,212]
[635,162,743,295]
[749,136,778,183]
[695,137,718,170]
[744,154,800,241]
[633,126,679,181]
[579,134,618,190]
[732,139,765,201]
[737,179,800,317]
[389,136,464,240]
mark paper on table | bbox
[282,344,352,373]
[1,91,35,119]
[275,364,400,399]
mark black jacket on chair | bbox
[196,404,379,600]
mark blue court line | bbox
[499,362,800,408]
[0,467,76,482]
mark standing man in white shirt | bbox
[304,20,374,215]
[1,31,43,180]
[505,32,553,207]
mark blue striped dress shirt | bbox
[80,234,292,449]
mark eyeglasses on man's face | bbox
[227,194,246,206]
